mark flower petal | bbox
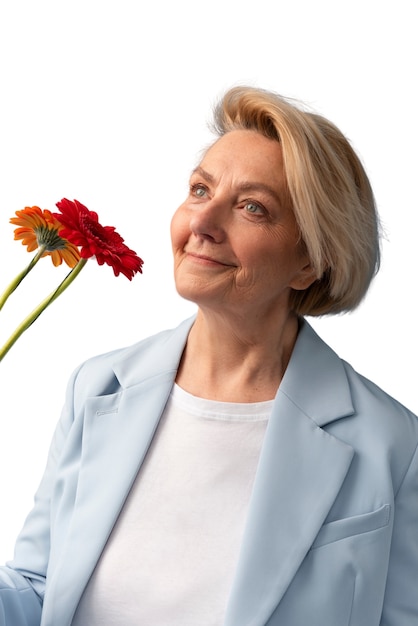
[10,206,81,268]
[54,198,143,279]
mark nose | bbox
[189,198,227,243]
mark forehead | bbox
[199,130,285,177]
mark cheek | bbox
[242,238,303,281]
[170,207,187,250]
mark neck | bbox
[176,307,301,402]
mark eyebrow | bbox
[191,166,215,184]
[191,166,286,206]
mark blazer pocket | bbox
[311,504,391,550]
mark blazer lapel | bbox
[45,318,194,626]
[224,321,356,626]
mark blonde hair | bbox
[212,86,381,316]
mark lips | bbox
[185,251,235,267]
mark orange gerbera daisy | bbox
[10,206,80,268]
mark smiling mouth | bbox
[185,252,234,267]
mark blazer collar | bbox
[111,316,194,388]
[112,316,354,426]
[279,318,354,426]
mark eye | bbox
[190,184,208,198]
[244,201,264,215]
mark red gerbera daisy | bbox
[54,198,143,280]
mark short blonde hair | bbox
[212,86,381,316]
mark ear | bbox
[289,260,318,291]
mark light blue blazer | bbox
[1,317,418,626]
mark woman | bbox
[1,86,417,625]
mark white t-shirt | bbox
[73,384,272,625]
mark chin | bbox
[174,280,220,309]
[174,277,201,304]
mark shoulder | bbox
[67,316,195,399]
[324,354,418,492]
[340,358,418,445]
[316,337,418,497]
[342,362,418,502]
[297,320,418,469]
[341,358,417,426]
[300,319,417,424]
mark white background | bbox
[0,0,416,561]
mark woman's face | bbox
[171,130,314,317]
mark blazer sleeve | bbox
[0,364,82,626]
[0,568,42,626]
[380,440,418,625]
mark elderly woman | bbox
[1,86,417,626]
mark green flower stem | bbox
[0,258,88,362]
[0,246,47,311]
